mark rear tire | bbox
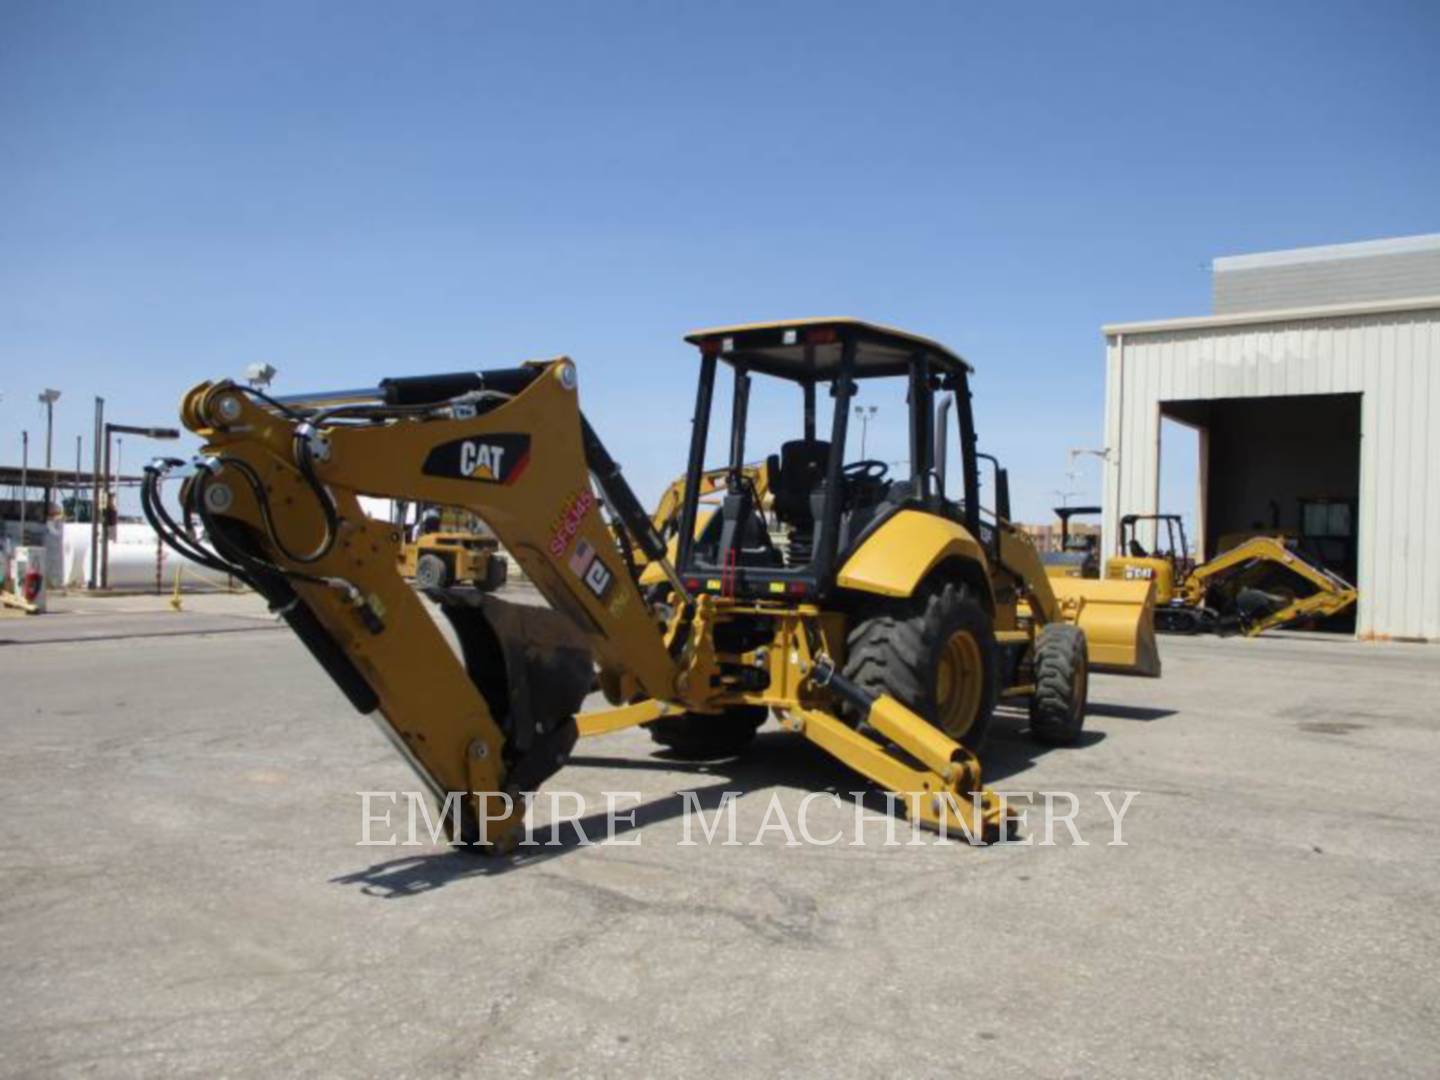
[842,581,997,751]
[647,706,767,760]
[1029,623,1088,746]
[415,553,451,590]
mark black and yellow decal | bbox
[423,434,531,485]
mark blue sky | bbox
[3,0,1437,523]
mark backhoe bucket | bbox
[432,590,596,790]
[1049,577,1161,677]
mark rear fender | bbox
[836,511,994,610]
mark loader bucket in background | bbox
[431,590,596,790]
[1050,576,1162,677]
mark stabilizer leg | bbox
[576,698,682,738]
[779,706,1005,841]
[785,656,1008,842]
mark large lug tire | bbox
[647,706,768,760]
[1029,623,1089,746]
[842,581,998,752]
[414,552,451,590]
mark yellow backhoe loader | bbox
[1042,505,1102,579]
[145,319,1158,851]
[651,463,769,540]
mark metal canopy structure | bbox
[684,317,973,380]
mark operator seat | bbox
[770,439,830,527]
[768,439,830,568]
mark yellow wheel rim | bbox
[935,630,984,739]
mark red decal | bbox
[505,451,530,485]
[549,489,596,557]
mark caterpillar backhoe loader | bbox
[1042,505,1102,579]
[145,319,1158,852]
[650,463,769,542]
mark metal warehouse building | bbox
[1101,234,1440,641]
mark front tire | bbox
[843,581,998,751]
[1029,623,1089,746]
[415,553,451,590]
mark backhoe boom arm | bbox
[152,359,681,845]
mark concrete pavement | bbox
[1,594,1437,1077]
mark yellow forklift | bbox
[145,318,1158,849]
[396,504,508,591]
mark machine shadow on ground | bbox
[1081,702,1177,722]
[330,697,1146,899]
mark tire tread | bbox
[1029,623,1088,746]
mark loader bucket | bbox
[1049,577,1161,677]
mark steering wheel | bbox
[843,459,890,482]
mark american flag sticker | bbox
[568,538,596,578]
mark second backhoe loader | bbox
[146,319,1158,852]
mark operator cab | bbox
[1119,513,1192,576]
[676,318,984,601]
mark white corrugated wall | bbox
[1101,297,1440,641]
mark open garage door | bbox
[1161,393,1361,629]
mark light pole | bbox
[73,435,82,519]
[89,398,103,588]
[1069,446,1113,555]
[19,430,28,537]
[99,422,181,589]
[853,405,878,457]
[1068,446,1111,491]
[38,388,60,519]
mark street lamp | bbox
[1068,447,1115,552]
[38,389,61,462]
[96,422,181,589]
[1068,446,1110,473]
[853,405,878,457]
[38,388,60,518]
